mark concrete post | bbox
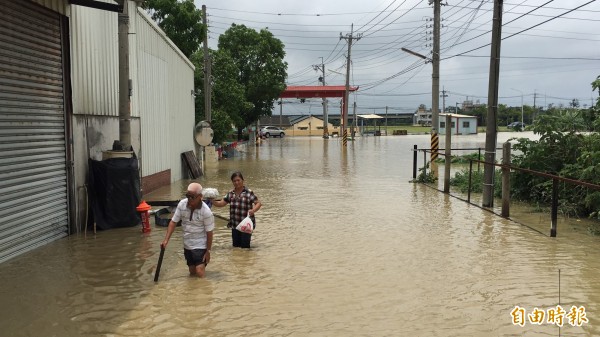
[501,141,511,217]
[444,114,451,193]
[117,0,131,149]
[483,0,504,207]
[202,5,211,122]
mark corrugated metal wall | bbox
[0,0,69,263]
[134,8,195,180]
[0,1,197,262]
[69,2,119,117]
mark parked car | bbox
[260,126,285,138]
[507,122,526,130]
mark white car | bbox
[260,126,285,138]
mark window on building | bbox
[316,126,323,130]
[440,122,446,128]
[451,122,456,128]
[463,121,470,128]
[298,127,308,130]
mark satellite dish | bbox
[195,121,214,146]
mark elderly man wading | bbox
[161,183,215,278]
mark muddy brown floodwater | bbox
[1,132,599,336]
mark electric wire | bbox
[442,0,597,61]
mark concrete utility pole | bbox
[117,0,131,149]
[441,87,450,192]
[482,0,504,207]
[279,98,283,129]
[444,113,451,193]
[511,88,523,126]
[441,87,448,114]
[533,89,537,122]
[431,0,441,160]
[404,1,442,160]
[385,106,388,131]
[353,101,357,138]
[202,5,211,122]
[340,24,361,147]
[313,57,329,138]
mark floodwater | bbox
[1,132,600,336]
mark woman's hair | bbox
[230,171,244,181]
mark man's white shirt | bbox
[171,199,215,250]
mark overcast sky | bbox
[194,0,600,115]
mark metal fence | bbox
[412,144,600,237]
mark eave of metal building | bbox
[68,0,122,12]
[30,0,69,15]
[135,7,195,69]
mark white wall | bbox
[133,7,195,181]
[69,2,119,118]
[63,1,195,229]
[439,116,477,135]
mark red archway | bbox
[279,85,358,137]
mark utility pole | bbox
[117,0,131,149]
[279,98,283,129]
[313,57,329,138]
[431,0,441,160]
[441,87,448,114]
[482,0,504,207]
[385,106,388,132]
[354,102,358,132]
[202,5,211,122]
[353,102,357,138]
[511,88,523,125]
[533,89,537,122]
[441,87,450,193]
[340,24,361,147]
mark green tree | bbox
[209,108,233,143]
[143,0,204,58]
[190,49,250,143]
[188,50,209,124]
[467,104,487,126]
[217,24,288,138]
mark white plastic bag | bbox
[236,214,254,234]
[202,188,219,199]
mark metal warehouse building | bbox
[0,0,197,263]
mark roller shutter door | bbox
[0,0,69,263]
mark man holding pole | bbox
[161,183,214,278]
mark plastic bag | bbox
[235,214,254,234]
[202,188,219,199]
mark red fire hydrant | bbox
[136,200,152,233]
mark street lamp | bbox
[401,48,432,63]
[511,88,524,126]
[402,47,440,161]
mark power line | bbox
[455,55,600,60]
[360,0,423,37]
[356,0,400,32]
[442,0,597,61]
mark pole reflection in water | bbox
[0,133,598,336]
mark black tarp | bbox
[89,156,141,230]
